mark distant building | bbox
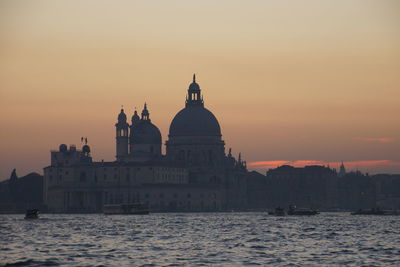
[0,170,44,213]
[264,165,338,209]
[43,75,248,212]
[372,174,400,209]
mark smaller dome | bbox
[131,121,161,144]
[189,81,200,91]
[188,74,200,91]
[82,145,90,154]
[118,109,127,123]
[131,110,140,124]
[59,144,67,152]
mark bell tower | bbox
[129,108,140,154]
[115,108,129,161]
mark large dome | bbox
[169,105,221,137]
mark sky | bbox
[0,0,399,180]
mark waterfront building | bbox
[43,76,248,212]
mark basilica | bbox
[43,75,249,212]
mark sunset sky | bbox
[1,0,399,179]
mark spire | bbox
[193,73,196,83]
[339,161,346,177]
[9,169,17,182]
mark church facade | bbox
[43,76,248,213]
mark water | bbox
[1,213,400,266]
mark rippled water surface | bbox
[1,213,400,266]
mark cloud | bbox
[248,160,290,168]
[248,160,327,169]
[248,159,400,170]
[352,137,394,143]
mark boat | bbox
[25,209,39,219]
[287,205,319,216]
[268,207,285,216]
[103,203,150,215]
[351,208,400,215]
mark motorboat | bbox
[25,209,39,219]
[351,208,400,215]
[268,207,285,216]
[287,205,319,215]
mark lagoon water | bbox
[1,212,400,266]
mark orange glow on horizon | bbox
[248,160,400,173]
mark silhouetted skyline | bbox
[1,0,400,179]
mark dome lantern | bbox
[131,109,140,125]
[141,103,150,121]
[186,74,204,107]
[117,108,127,124]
